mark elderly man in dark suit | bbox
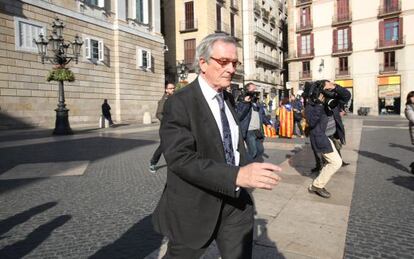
[152,33,282,258]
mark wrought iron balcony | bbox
[379,62,398,74]
[376,36,405,51]
[332,43,353,56]
[378,0,401,18]
[335,68,351,78]
[296,21,313,33]
[332,11,352,26]
[179,19,198,32]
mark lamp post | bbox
[33,17,83,135]
[176,60,189,82]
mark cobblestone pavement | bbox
[344,118,414,259]
[0,126,305,259]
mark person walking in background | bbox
[305,80,351,198]
[101,99,114,126]
[149,81,176,173]
[152,33,281,259]
[277,97,294,138]
[405,91,414,146]
[236,82,272,161]
[292,95,304,138]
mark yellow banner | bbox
[335,79,353,88]
[378,75,400,85]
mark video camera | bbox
[303,80,339,110]
[239,89,259,103]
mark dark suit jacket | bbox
[152,78,252,249]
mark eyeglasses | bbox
[210,57,241,68]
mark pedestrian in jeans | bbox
[305,80,351,198]
[236,82,272,161]
[292,95,304,138]
[149,81,175,173]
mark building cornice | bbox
[20,0,164,44]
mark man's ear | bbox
[199,58,208,73]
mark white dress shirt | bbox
[198,76,240,166]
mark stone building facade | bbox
[243,0,287,101]
[0,0,164,129]
[163,0,244,89]
[287,0,414,115]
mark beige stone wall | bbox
[172,0,243,84]
[287,0,414,115]
[0,0,164,129]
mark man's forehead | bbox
[211,41,237,56]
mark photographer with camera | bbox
[237,82,272,161]
[304,80,351,198]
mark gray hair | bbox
[193,33,238,73]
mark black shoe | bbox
[342,162,350,167]
[149,164,156,174]
[308,185,331,198]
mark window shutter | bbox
[127,0,136,19]
[333,29,337,53]
[147,50,152,69]
[136,47,143,68]
[98,0,105,8]
[143,0,149,24]
[98,40,104,61]
[348,26,352,50]
[297,35,301,56]
[84,38,91,59]
[379,20,384,45]
[399,17,403,43]
[310,33,314,55]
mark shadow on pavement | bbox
[89,214,163,259]
[357,150,410,173]
[0,202,58,238]
[0,215,71,258]
[254,218,285,259]
[387,176,414,192]
[0,137,157,193]
[287,144,316,178]
[389,143,414,152]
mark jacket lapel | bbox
[193,80,225,154]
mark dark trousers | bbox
[103,114,114,125]
[294,119,303,136]
[150,144,163,165]
[163,199,254,259]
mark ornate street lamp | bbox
[176,60,189,82]
[33,17,83,135]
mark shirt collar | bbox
[198,76,221,101]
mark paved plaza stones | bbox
[0,117,413,258]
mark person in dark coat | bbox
[236,82,272,161]
[101,99,114,126]
[149,81,175,173]
[305,80,351,198]
[152,33,281,259]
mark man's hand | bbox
[236,162,281,190]
[244,95,251,102]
